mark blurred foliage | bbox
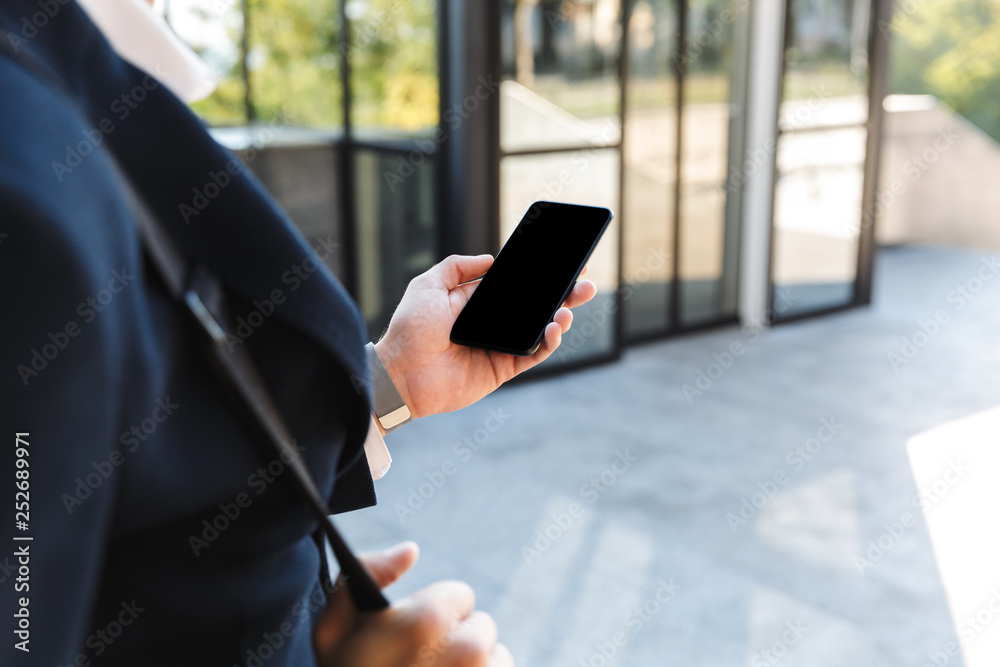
[889,0,1000,141]
[186,0,437,131]
[248,0,342,126]
[349,0,438,132]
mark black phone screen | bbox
[450,201,613,355]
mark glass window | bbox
[247,0,343,126]
[355,147,437,336]
[349,0,439,137]
[678,0,747,325]
[499,150,621,366]
[170,0,343,127]
[622,0,678,338]
[169,0,252,125]
[771,127,866,316]
[500,0,623,152]
[783,0,870,106]
[770,0,872,317]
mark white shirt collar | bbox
[75,0,216,103]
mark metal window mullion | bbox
[669,0,687,332]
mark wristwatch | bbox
[365,342,412,433]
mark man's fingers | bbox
[563,279,597,309]
[509,319,564,377]
[314,543,419,653]
[491,643,515,667]
[358,541,420,589]
[401,580,478,637]
[552,307,573,334]
[431,254,494,289]
[438,611,499,667]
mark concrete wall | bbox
[877,96,1000,251]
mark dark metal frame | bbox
[489,0,748,366]
[490,0,629,373]
[620,0,746,345]
[332,0,449,300]
[766,0,889,323]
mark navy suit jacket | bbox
[0,2,378,664]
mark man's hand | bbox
[314,542,514,667]
[374,254,597,419]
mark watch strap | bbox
[365,343,412,433]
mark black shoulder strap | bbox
[0,38,389,613]
[129,179,389,613]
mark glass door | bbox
[497,0,625,369]
[769,0,875,318]
[622,0,751,340]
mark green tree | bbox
[890,0,1000,141]
[349,0,438,132]
[186,0,437,131]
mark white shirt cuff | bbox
[363,415,392,480]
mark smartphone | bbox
[450,201,613,356]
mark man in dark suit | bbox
[0,1,595,665]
